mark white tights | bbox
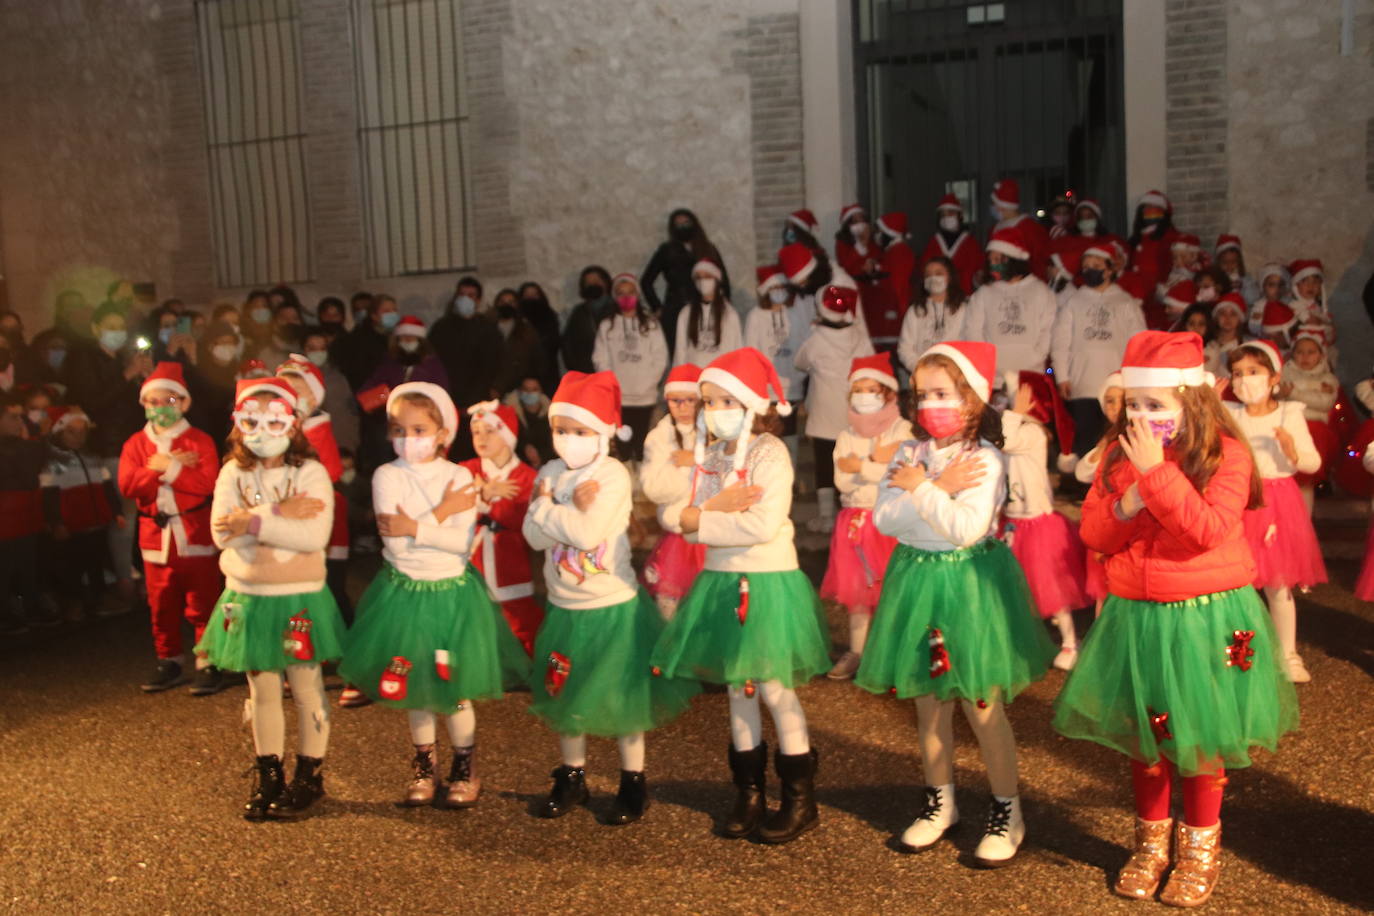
[407,704,475,749]
[1265,585,1299,658]
[728,679,810,755]
[558,732,646,772]
[915,695,1019,797]
[246,664,330,759]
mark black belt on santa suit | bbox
[476,516,505,534]
[138,497,212,529]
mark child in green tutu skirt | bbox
[522,370,697,826]
[855,341,1055,867]
[197,378,347,821]
[338,382,528,809]
[650,346,832,845]
[1053,331,1298,907]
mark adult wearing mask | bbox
[333,294,397,391]
[239,290,274,358]
[188,321,242,440]
[255,302,305,371]
[493,287,546,396]
[559,265,614,375]
[28,328,72,391]
[517,281,562,392]
[359,315,451,471]
[919,194,982,296]
[301,327,359,453]
[640,208,730,357]
[429,275,504,410]
[314,297,348,344]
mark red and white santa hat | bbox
[467,399,518,450]
[818,284,859,323]
[1288,259,1324,286]
[787,208,818,235]
[1163,280,1197,311]
[1117,271,1148,305]
[276,354,325,406]
[699,347,792,469]
[1050,249,1081,282]
[935,193,963,213]
[876,211,907,239]
[1212,292,1247,321]
[550,370,631,446]
[1013,369,1076,458]
[1120,330,1206,388]
[235,376,298,411]
[238,358,269,380]
[991,177,1020,210]
[1137,189,1172,212]
[1076,198,1103,219]
[47,405,90,434]
[393,315,427,338]
[777,242,817,285]
[921,341,996,403]
[986,225,1030,262]
[664,363,703,396]
[141,361,189,400]
[839,203,866,225]
[1292,325,1329,352]
[1098,371,1125,411]
[387,381,459,445]
[1215,234,1242,255]
[1082,242,1116,265]
[1261,300,1296,336]
[848,353,898,391]
[692,259,724,281]
[1171,233,1201,252]
[755,264,786,294]
[1235,339,1282,374]
[1258,262,1289,285]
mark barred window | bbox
[195,0,313,287]
[354,0,474,277]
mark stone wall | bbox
[1165,0,1229,246]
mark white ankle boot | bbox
[900,783,957,851]
[974,794,1025,867]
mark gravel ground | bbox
[2,505,1372,915]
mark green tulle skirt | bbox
[855,539,1055,703]
[649,568,832,689]
[1052,586,1299,776]
[197,587,346,673]
[338,563,530,713]
[529,591,699,737]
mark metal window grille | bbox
[354,0,474,278]
[195,0,313,287]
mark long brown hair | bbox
[910,255,967,317]
[910,353,1003,449]
[1101,383,1263,509]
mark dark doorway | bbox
[854,0,1125,238]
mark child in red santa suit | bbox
[919,193,982,296]
[820,353,911,679]
[639,364,708,620]
[1055,331,1298,907]
[117,362,223,695]
[461,399,543,653]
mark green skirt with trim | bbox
[197,587,346,673]
[855,539,1055,703]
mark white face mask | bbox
[850,391,885,414]
[849,221,869,238]
[1078,218,1098,234]
[340,468,357,485]
[705,407,747,441]
[393,435,438,463]
[398,338,420,353]
[212,343,238,364]
[939,215,960,233]
[1232,374,1273,405]
[924,275,948,295]
[695,277,717,298]
[453,295,477,317]
[552,431,601,469]
[1197,287,1218,303]
[306,350,328,367]
[768,287,789,305]
[244,432,292,459]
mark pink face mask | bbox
[615,294,638,313]
[917,398,965,438]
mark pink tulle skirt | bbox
[1005,511,1090,618]
[1355,523,1374,601]
[642,531,706,600]
[1085,551,1109,601]
[820,507,898,610]
[1244,476,1328,590]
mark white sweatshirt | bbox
[965,275,1057,380]
[1050,283,1144,400]
[373,457,477,581]
[834,416,914,509]
[1280,361,1339,422]
[1000,411,1055,519]
[674,300,743,369]
[640,414,697,533]
[211,459,334,596]
[873,438,1007,551]
[593,312,669,407]
[523,456,637,610]
[896,298,968,374]
[1225,401,1321,479]
[794,322,875,440]
[744,302,813,399]
[686,432,797,573]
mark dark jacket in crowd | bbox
[518,295,562,392]
[332,322,390,392]
[65,343,146,458]
[640,209,731,355]
[429,312,504,409]
[560,295,613,375]
[188,356,240,445]
[497,321,546,396]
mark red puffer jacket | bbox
[1080,435,1256,602]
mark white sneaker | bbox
[826,651,863,680]
[1052,646,1078,671]
[974,795,1025,867]
[900,784,957,851]
[1285,653,1311,683]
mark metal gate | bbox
[854,0,1125,235]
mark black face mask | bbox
[496,305,517,322]
[277,324,302,345]
[320,319,343,334]
[671,223,695,242]
[580,283,605,302]
[1080,268,1106,287]
[520,296,545,310]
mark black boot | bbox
[604,770,649,826]
[757,748,819,844]
[721,742,768,839]
[268,755,326,820]
[538,765,588,819]
[243,754,285,822]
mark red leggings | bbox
[1131,759,1225,827]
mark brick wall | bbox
[741,12,805,265]
[1164,0,1228,245]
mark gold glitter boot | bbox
[1112,817,1173,899]
[1160,821,1222,908]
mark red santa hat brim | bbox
[140,362,189,400]
[1235,340,1282,373]
[664,363,703,396]
[394,318,427,338]
[1215,235,1242,254]
[1077,199,1103,218]
[1081,244,1115,264]
[1212,296,1246,321]
[236,378,298,409]
[840,204,866,224]
[987,237,1030,262]
[1120,331,1207,389]
[849,356,898,391]
[277,355,325,405]
[49,406,91,433]
[692,260,723,281]
[1138,190,1171,211]
[548,402,632,441]
[922,342,993,403]
[1290,264,1323,285]
[699,347,793,417]
[755,267,786,294]
[787,210,817,234]
[388,381,459,445]
[466,399,517,450]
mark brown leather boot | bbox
[1160,821,1222,908]
[442,747,481,808]
[404,745,437,807]
[1113,817,1173,899]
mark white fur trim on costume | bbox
[1138,191,1169,210]
[388,381,459,445]
[1290,266,1322,285]
[1120,365,1207,388]
[987,238,1029,261]
[466,400,516,449]
[664,379,699,395]
[549,401,617,439]
[236,380,295,407]
[924,343,991,403]
[1056,452,1080,474]
[393,321,427,338]
[847,367,897,391]
[700,366,772,417]
[141,377,189,399]
[692,259,723,281]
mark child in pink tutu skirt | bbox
[821,354,912,679]
[1002,371,1091,670]
[1074,372,1125,617]
[1225,339,1326,683]
[640,364,708,619]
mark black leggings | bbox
[621,405,655,463]
[812,437,836,490]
